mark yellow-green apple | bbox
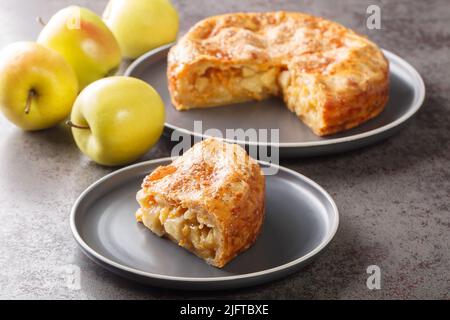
[68,76,165,166]
[0,42,78,131]
[37,6,121,90]
[103,0,178,59]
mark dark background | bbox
[0,0,448,299]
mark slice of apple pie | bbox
[135,138,265,268]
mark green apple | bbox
[37,6,121,90]
[0,42,78,131]
[103,0,179,59]
[68,76,165,166]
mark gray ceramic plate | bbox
[125,44,425,157]
[70,158,339,290]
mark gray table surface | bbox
[0,0,449,299]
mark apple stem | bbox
[66,120,90,130]
[36,16,47,27]
[24,90,36,115]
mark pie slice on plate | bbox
[135,138,265,268]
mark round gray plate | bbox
[125,44,425,157]
[70,158,339,290]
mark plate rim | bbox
[70,157,339,283]
[125,44,426,148]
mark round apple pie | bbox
[136,138,265,268]
[167,12,389,136]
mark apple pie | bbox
[167,12,389,136]
[135,138,265,268]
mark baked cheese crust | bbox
[167,12,389,136]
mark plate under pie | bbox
[70,158,339,290]
[125,45,425,158]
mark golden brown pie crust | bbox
[135,138,265,268]
[167,11,389,136]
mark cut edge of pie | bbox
[136,191,221,265]
[167,11,390,136]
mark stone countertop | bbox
[0,0,448,299]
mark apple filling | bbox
[278,69,324,130]
[174,61,330,133]
[176,64,281,108]
[136,191,218,260]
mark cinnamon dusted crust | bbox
[136,138,265,268]
[168,11,389,136]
